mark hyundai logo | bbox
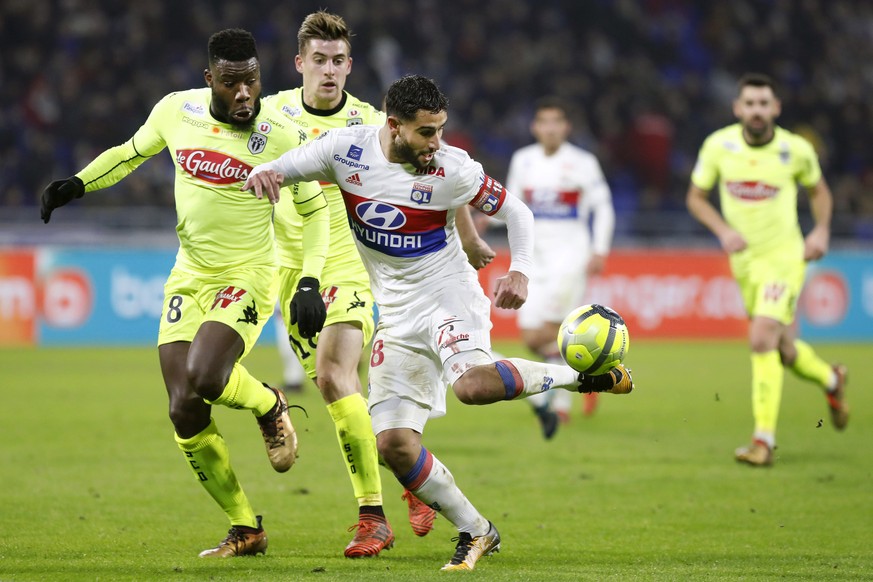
[355,201,407,230]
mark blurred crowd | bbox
[3,0,871,240]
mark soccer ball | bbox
[557,304,630,375]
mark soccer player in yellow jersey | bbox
[264,11,493,557]
[687,73,848,467]
[39,29,330,555]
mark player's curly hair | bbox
[738,72,779,97]
[298,11,353,55]
[384,75,449,122]
[208,28,258,65]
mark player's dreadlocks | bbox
[298,11,353,55]
[208,28,259,65]
[385,75,450,122]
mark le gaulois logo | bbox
[725,180,779,201]
[176,149,252,184]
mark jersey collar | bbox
[302,91,348,117]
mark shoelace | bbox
[447,533,474,564]
[259,402,307,446]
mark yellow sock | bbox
[789,339,835,389]
[326,394,383,507]
[208,363,276,417]
[175,418,258,528]
[751,350,783,434]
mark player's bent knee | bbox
[452,366,492,405]
[168,395,210,438]
[376,430,418,473]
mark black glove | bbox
[290,276,326,339]
[41,176,85,224]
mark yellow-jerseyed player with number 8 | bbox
[40,29,330,556]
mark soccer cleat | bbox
[199,515,268,557]
[533,405,559,440]
[344,514,395,558]
[402,490,437,536]
[441,521,501,571]
[826,364,849,431]
[577,364,634,394]
[255,385,298,472]
[734,439,773,467]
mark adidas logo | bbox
[345,173,362,186]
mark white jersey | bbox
[254,125,529,314]
[506,142,614,260]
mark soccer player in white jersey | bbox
[244,74,633,571]
[264,11,492,556]
[40,29,330,557]
[687,73,848,467]
[506,97,615,436]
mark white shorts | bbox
[367,276,493,431]
[517,261,588,329]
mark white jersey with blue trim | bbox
[256,125,512,312]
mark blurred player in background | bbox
[245,74,634,571]
[40,29,329,556]
[264,11,492,557]
[686,73,848,467]
[506,97,615,438]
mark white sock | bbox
[502,358,578,397]
[404,449,489,536]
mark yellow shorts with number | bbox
[158,266,278,358]
[731,255,805,325]
[278,266,376,379]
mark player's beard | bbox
[211,97,261,130]
[743,117,773,142]
[392,137,430,170]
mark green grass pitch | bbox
[1,340,871,581]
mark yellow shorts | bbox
[733,257,805,325]
[278,266,375,379]
[158,265,278,358]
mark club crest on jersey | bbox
[779,141,790,164]
[347,145,363,161]
[248,132,267,155]
[257,121,272,134]
[346,118,363,126]
[410,182,433,204]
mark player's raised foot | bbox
[734,439,773,467]
[344,514,395,557]
[577,364,634,395]
[199,515,267,557]
[827,364,849,431]
[441,521,501,571]
[255,385,298,472]
[402,490,437,536]
[533,405,559,440]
